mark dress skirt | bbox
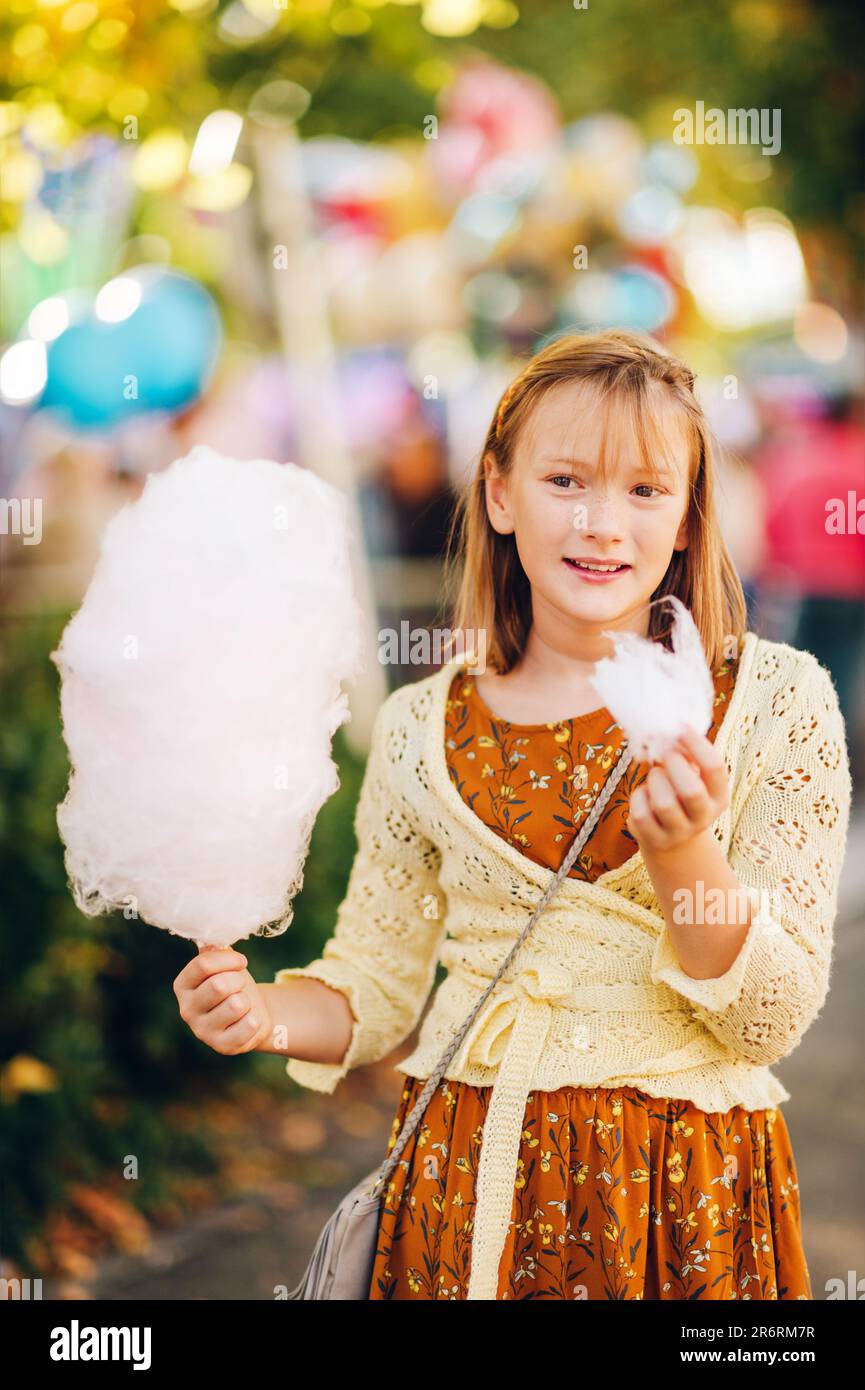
[367,1075,812,1300]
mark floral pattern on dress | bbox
[370,1077,811,1300]
[443,636,743,880]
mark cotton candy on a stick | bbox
[51,444,365,947]
[587,595,715,762]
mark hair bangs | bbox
[592,375,692,490]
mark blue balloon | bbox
[559,264,676,336]
[612,266,676,331]
[39,270,222,432]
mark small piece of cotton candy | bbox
[51,444,365,948]
[587,595,715,763]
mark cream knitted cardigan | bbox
[275,632,852,1300]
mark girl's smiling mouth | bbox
[563,557,631,582]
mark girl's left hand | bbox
[627,725,730,857]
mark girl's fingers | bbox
[207,991,255,1032]
[201,969,249,1012]
[676,727,730,805]
[190,948,248,987]
[175,948,247,1000]
[631,728,729,849]
[643,767,689,832]
[663,749,709,814]
[219,1012,263,1051]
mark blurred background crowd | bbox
[1,0,863,1299]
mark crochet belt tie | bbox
[458,959,574,1301]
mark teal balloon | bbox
[559,265,676,336]
[40,271,222,432]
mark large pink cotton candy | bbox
[588,595,715,763]
[51,445,365,947]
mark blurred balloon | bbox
[463,270,521,322]
[563,264,676,333]
[39,268,222,432]
[641,140,699,194]
[447,192,521,261]
[428,60,561,197]
[618,185,683,246]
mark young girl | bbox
[174,330,852,1301]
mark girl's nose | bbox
[579,494,626,540]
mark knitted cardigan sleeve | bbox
[274,692,448,1094]
[649,652,852,1066]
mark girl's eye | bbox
[549,475,580,489]
[632,484,660,498]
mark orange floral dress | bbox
[367,637,812,1300]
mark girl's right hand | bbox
[173,945,273,1055]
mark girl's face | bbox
[484,377,691,641]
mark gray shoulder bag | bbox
[286,740,633,1299]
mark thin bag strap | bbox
[367,739,634,1197]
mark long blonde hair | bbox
[439,328,747,673]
